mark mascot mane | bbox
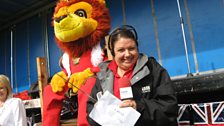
[53,0,110,57]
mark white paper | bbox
[89,91,141,126]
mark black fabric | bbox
[60,94,78,120]
[87,57,178,126]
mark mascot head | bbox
[53,0,110,57]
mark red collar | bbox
[108,60,134,78]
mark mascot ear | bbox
[60,0,68,2]
[59,0,106,5]
[98,0,106,5]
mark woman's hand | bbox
[119,99,137,109]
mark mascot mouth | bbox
[54,14,98,43]
[55,15,81,32]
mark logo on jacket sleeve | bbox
[142,86,150,93]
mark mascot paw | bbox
[50,71,68,93]
[68,68,95,93]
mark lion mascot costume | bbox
[43,0,110,125]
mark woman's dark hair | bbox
[108,25,138,57]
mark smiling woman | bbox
[0,75,27,126]
[87,25,178,126]
[0,87,7,107]
[0,75,12,103]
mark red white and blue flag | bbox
[178,101,224,126]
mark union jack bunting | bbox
[178,101,224,126]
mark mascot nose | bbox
[55,15,67,23]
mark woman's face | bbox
[0,83,8,102]
[114,37,139,71]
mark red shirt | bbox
[108,60,134,99]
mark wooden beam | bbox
[36,57,48,116]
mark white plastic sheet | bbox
[89,91,141,126]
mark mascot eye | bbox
[75,9,87,18]
[54,15,67,23]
